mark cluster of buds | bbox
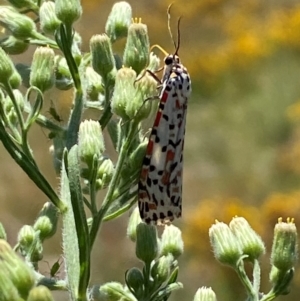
[0,239,53,301]
[123,215,184,301]
[209,216,298,299]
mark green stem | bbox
[89,157,99,214]
[89,120,139,247]
[235,258,258,301]
[3,81,35,163]
[0,121,66,213]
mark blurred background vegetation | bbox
[0,0,300,300]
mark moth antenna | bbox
[167,3,181,55]
[167,3,177,51]
[175,17,181,55]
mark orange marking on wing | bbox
[140,168,149,179]
[166,150,175,162]
[161,172,170,185]
[146,140,154,155]
[172,186,180,193]
[149,203,157,209]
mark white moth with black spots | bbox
[138,52,191,225]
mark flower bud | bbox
[40,1,61,35]
[6,0,37,9]
[0,239,35,299]
[152,254,173,282]
[97,282,127,301]
[30,47,55,92]
[148,52,160,72]
[90,34,116,81]
[160,225,184,259]
[96,158,114,190]
[136,223,158,264]
[27,285,54,301]
[9,71,22,89]
[84,66,104,101]
[127,72,157,122]
[123,20,150,75]
[209,221,242,266]
[18,225,35,252]
[111,67,136,120]
[78,120,105,166]
[33,202,58,241]
[18,224,43,261]
[120,139,147,179]
[55,0,82,25]
[229,216,265,261]
[105,2,132,42]
[127,207,142,242]
[0,35,29,55]
[125,267,144,296]
[2,89,24,126]
[111,67,157,121]
[0,6,37,39]
[0,222,7,240]
[0,46,14,84]
[193,287,217,301]
[0,271,20,301]
[270,218,298,271]
[269,266,294,295]
[54,55,73,90]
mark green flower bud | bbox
[119,138,147,184]
[96,158,114,190]
[0,239,35,299]
[30,47,55,92]
[270,218,298,271]
[2,89,24,126]
[193,287,217,301]
[71,31,82,65]
[269,265,294,295]
[18,225,35,252]
[84,66,104,101]
[229,216,265,261]
[128,140,148,172]
[111,67,157,121]
[111,67,136,120]
[33,202,58,241]
[148,52,160,72]
[90,34,116,80]
[9,70,22,89]
[0,46,14,83]
[97,282,127,301]
[78,120,105,166]
[209,221,242,266]
[6,0,37,10]
[125,267,144,296]
[127,207,142,242]
[27,285,54,301]
[160,225,184,259]
[0,270,20,301]
[40,1,61,35]
[128,72,157,122]
[0,222,7,240]
[152,254,173,283]
[0,6,37,39]
[123,21,150,75]
[54,55,73,90]
[55,0,82,25]
[18,224,43,262]
[136,223,158,264]
[105,1,132,42]
[0,35,29,55]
